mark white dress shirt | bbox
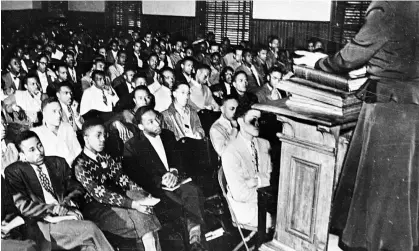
[68,67,77,83]
[144,133,169,170]
[80,85,119,115]
[37,70,49,93]
[31,163,59,205]
[14,90,42,123]
[20,60,28,73]
[31,123,82,166]
[148,82,172,112]
[52,50,63,60]
[134,52,143,68]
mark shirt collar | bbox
[84,147,98,161]
[174,102,189,115]
[144,132,161,143]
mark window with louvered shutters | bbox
[331,1,370,45]
[205,0,251,45]
[106,1,142,33]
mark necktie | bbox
[102,89,108,106]
[36,165,56,196]
[70,69,76,82]
[67,105,74,126]
[250,140,259,172]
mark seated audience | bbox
[81,56,108,91]
[113,67,136,98]
[177,57,194,84]
[4,130,114,251]
[209,96,239,156]
[254,45,269,82]
[142,53,159,85]
[189,64,219,112]
[63,51,80,84]
[108,50,127,82]
[221,103,273,227]
[236,48,263,94]
[127,39,145,71]
[170,39,183,67]
[267,36,280,69]
[80,70,119,116]
[124,106,206,251]
[4,73,46,125]
[231,71,258,106]
[56,81,84,131]
[31,97,81,166]
[208,53,222,86]
[1,119,19,172]
[46,63,68,97]
[148,72,172,112]
[210,66,234,105]
[161,82,205,141]
[32,54,56,94]
[73,119,161,251]
[2,57,23,92]
[106,39,119,65]
[122,86,155,124]
[256,66,289,104]
[222,46,243,71]
[160,67,175,90]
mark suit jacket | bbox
[126,52,144,71]
[266,50,278,70]
[255,83,288,105]
[106,50,117,65]
[5,156,84,220]
[161,103,205,141]
[221,135,272,225]
[231,89,259,106]
[253,57,268,82]
[236,64,263,94]
[32,70,54,94]
[2,72,23,91]
[123,129,182,196]
[209,116,238,156]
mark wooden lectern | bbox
[254,100,358,251]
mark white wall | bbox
[142,0,196,17]
[68,1,105,12]
[1,0,40,10]
[253,0,332,22]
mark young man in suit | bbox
[56,81,84,132]
[2,57,23,93]
[255,66,289,105]
[113,67,136,98]
[209,95,239,156]
[33,54,56,94]
[231,71,258,106]
[4,130,113,251]
[236,49,263,94]
[123,106,207,251]
[106,39,119,65]
[108,51,127,82]
[221,102,273,227]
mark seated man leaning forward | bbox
[221,103,273,227]
[124,106,207,251]
[4,130,113,251]
[73,119,161,251]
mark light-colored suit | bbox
[209,116,238,156]
[221,134,272,226]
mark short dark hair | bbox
[221,95,238,106]
[36,54,48,63]
[268,65,288,76]
[134,105,155,125]
[269,35,279,44]
[233,102,254,120]
[93,55,105,65]
[82,117,105,136]
[195,64,211,73]
[117,50,127,58]
[14,130,40,153]
[181,56,194,65]
[242,48,252,57]
[233,46,244,54]
[62,50,75,61]
[233,70,247,83]
[41,97,60,112]
[148,53,159,61]
[172,81,189,93]
[124,67,136,74]
[56,81,74,94]
[159,67,174,77]
[210,52,221,60]
[54,62,68,72]
[257,45,268,53]
[92,70,105,81]
[23,72,40,86]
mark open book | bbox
[162,177,192,192]
[126,190,161,206]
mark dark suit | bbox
[106,50,117,65]
[210,82,231,105]
[2,72,23,92]
[123,130,204,228]
[113,75,129,95]
[126,52,144,71]
[231,88,259,106]
[254,57,268,82]
[5,156,113,251]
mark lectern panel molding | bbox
[277,133,335,156]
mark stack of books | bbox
[280,65,367,117]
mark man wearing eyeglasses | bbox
[221,102,273,227]
[33,54,56,95]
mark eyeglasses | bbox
[39,61,48,65]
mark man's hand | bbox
[293,51,328,68]
[162,172,178,188]
[103,84,114,95]
[67,209,83,220]
[132,200,153,215]
[244,177,258,188]
[112,121,133,142]
[52,205,69,216]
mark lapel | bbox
[22,162,46,203]
[138,132,167,172]
[168,104,186,136]
[43,157,64,202]
[234,135,255,177]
